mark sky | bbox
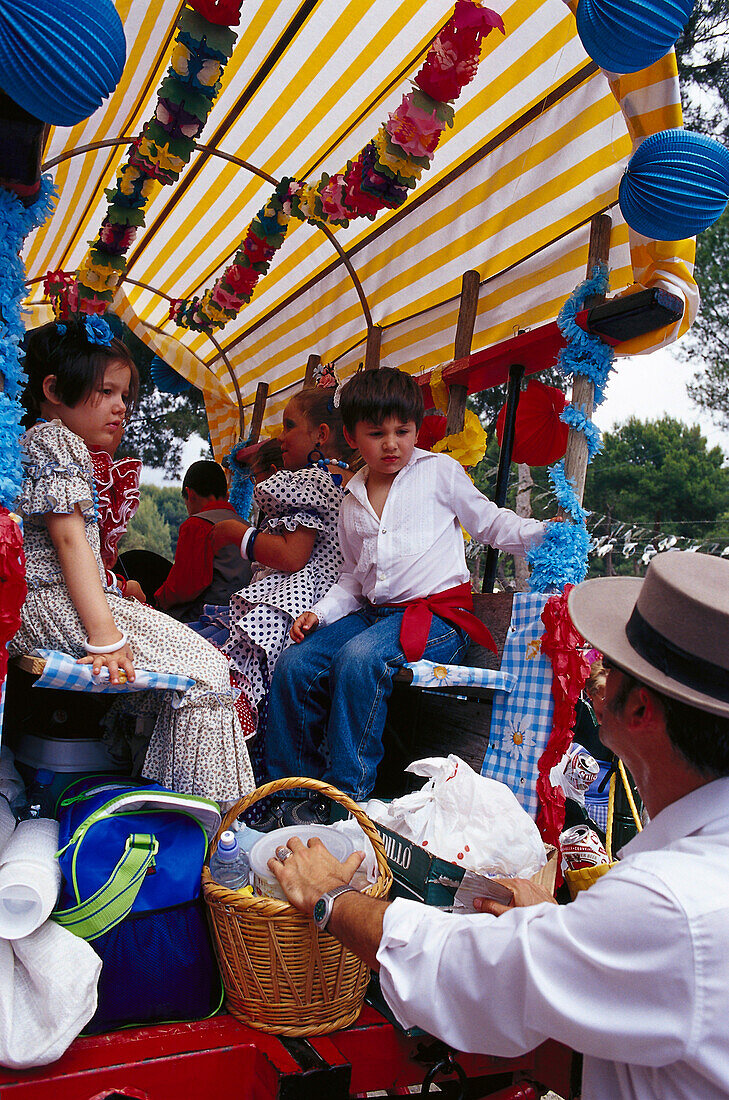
[141,342,729,487]
[594,344,729,457]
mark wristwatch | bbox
[313,885,358,931]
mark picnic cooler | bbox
[52,775,223,1033]
[203,777,392,1037]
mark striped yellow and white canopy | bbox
[23,0,696,459]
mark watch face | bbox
[313,898,327,925]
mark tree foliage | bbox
[675,0,729,141]
[119,485,188,559]
[685,207,729,426]
[585,416,729,538]
[674,4,729,424]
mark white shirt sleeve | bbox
[311,505,365,626]
[377,869,695,1064]
[447,459,545,556]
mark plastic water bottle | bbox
[234,822,263,855]
[18,769,56,821]
[209,830,251,889]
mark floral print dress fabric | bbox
[11,420,253,803]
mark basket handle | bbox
[218,778,391,887]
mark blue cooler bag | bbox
[52,775,224,1033]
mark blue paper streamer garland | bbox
[528,262,614,592]
[0,176,57,508]
[223,438,255,521]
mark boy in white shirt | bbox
[260,368,546,828]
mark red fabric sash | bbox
[383,582,497,662]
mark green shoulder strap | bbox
[53,833,158,942]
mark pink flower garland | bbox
[170,0,504,333]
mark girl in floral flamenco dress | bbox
[9,318,253,807]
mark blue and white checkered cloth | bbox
[403,660,516,693]
[482,592,554,818]
[32,649,195,697]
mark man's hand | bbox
[290,611,319,642]
[124,579,147,603]
[268,836,365,916]
[473,877,557,916]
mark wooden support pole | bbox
[561,213,612,510]
[364,325,382,371]
[446,269,480,435]
[303,354,321,387]
[248,381,269,444]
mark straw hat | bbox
[568,551,729,718]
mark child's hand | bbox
[290,611,319,642]
[211,519,249,554]
[78,643,136,685]
[124,580,147,603]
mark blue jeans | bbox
[264,605,468,800]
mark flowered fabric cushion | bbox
[403,660,516,693]
[33,649,195,700]
[482,592,554,817]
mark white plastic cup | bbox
[0,864,60,939]
[249,825,356,901]
[0,819,61,939]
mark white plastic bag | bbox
[365,755,546,878]
[0,920,101,1068]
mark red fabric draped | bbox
[385,582,497,662]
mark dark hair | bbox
[610,672,729,778]
[183,460,228,499]
[338,367,424,433]
[290,388,355,463]
[21,320,139,429]
[252,438,284,475]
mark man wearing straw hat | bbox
[270,551,729,1099]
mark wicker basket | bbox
[202,777,392,1036]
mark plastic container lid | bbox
[249,825,355,902]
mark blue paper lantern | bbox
[619,129,729,241]
[0,0,126,127]
[576,0,694,74]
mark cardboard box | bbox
[366,825,557,1033]
[373,822,557,907]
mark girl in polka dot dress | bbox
[10,320,254,807]
[212,389,354,765]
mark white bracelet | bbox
[83,631,128,655]
[240,527,258,561]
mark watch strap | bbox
[315,884,358,930]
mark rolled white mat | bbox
[0,801,15,858]
[0,820,61,940]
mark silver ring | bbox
[275,845,291,863]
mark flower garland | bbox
[527,263,614,591]
[537,586,591,866]
[428,365,488,468]
[0,175,57,508]
[169,0,504,333]
[45,5,240,319]
[0,509,27,686]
